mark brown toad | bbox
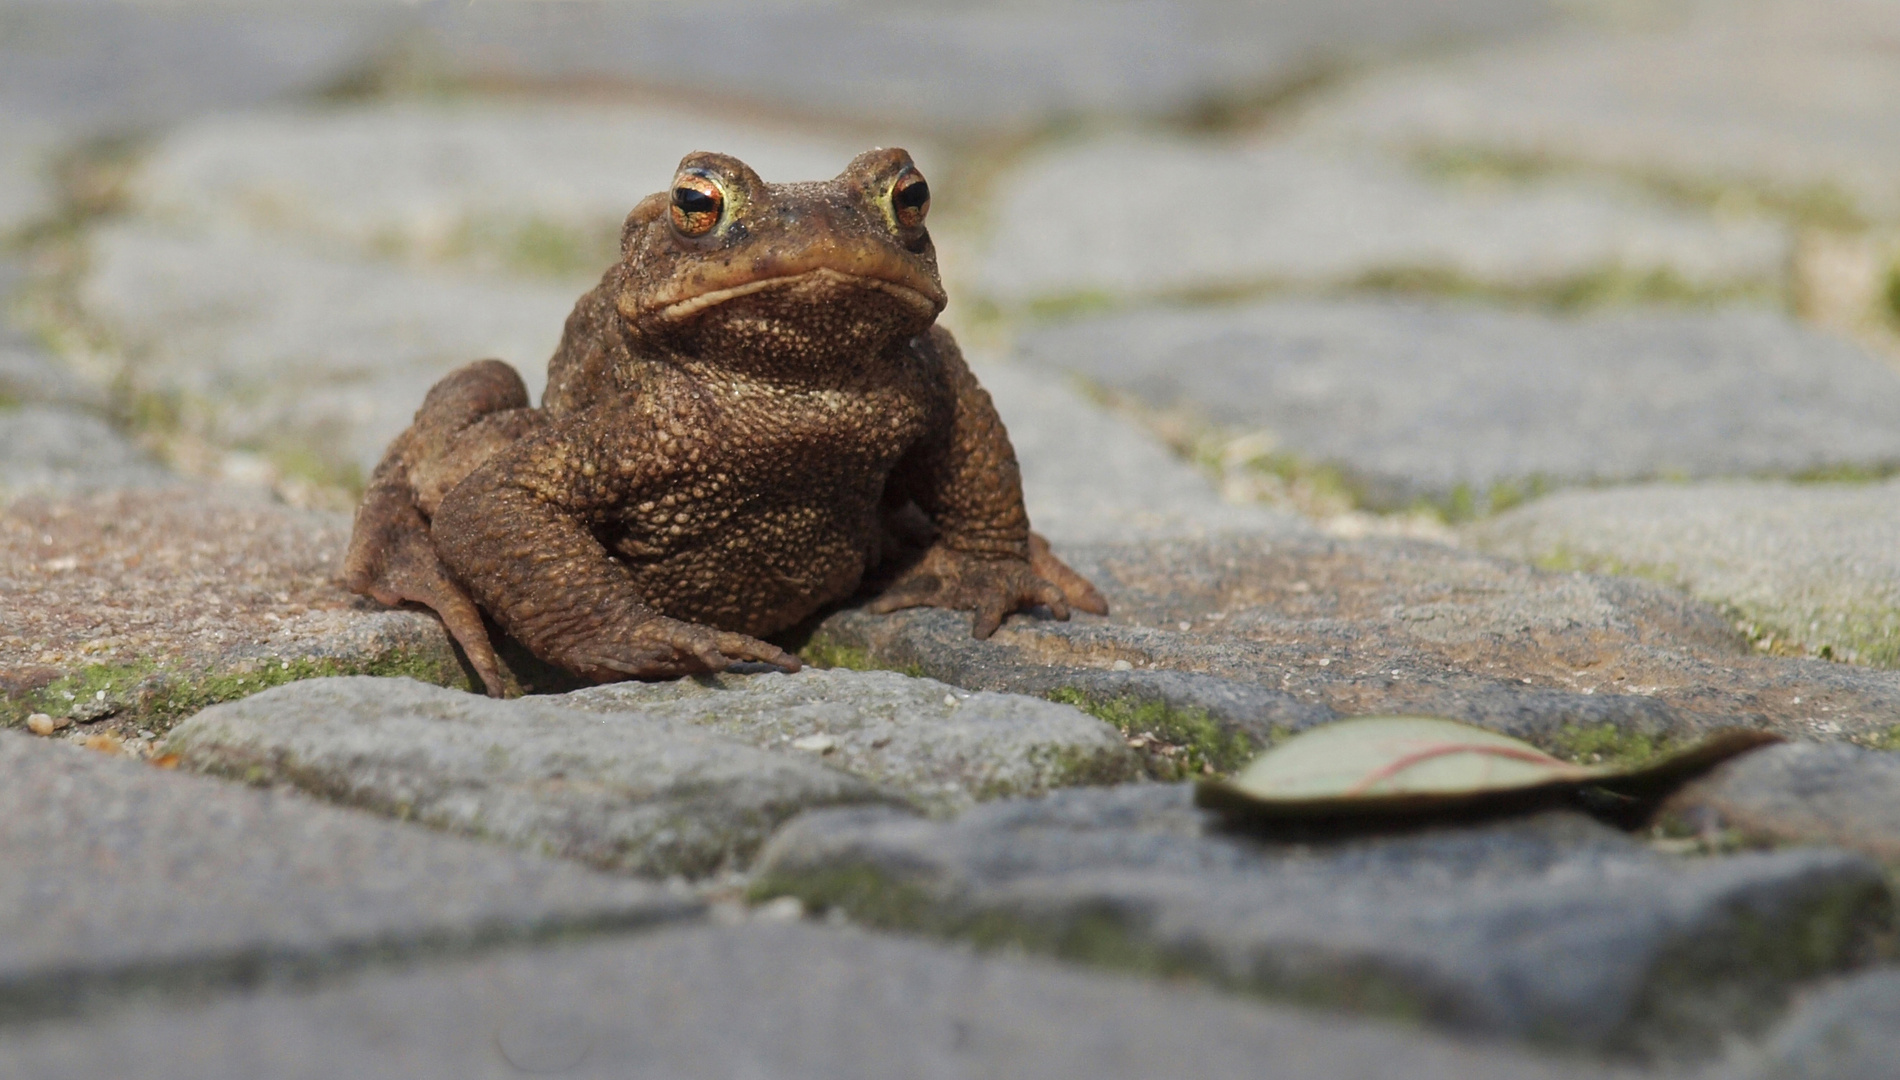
[344,148,1105,695]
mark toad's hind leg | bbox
[344,359,536,696]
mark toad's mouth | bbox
[657,267,944,323]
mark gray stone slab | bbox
[0,487,472,741]
[814,534,1900,763]
[130,101,922,277]
[1738,970,1900,1080]
[976,137,1788,307]
[166,676,913,879]
[0,922,1627,1080]
[561,667,1139,817]
[0,345,109,412]
[0,726,694,1025]
[1466,480,1900,667]
[974,359,1311,545]
[0,0,401,129]
[0,0,1565,139]
[1297,1,1900,223]
[78,223,572,477]
[0,405,175,495]
[1016,300,1900,509]
[0,112,61,238]
[414,0,1563,134]
[1662,743,1900,866]
[753,785,1891,1056]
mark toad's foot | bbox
[1028,532,1109,618]
[868,533,1107,639]
[563,616,804,682]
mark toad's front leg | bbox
[875,328,1107,637]
[431,429,801,683]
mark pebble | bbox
[790,733,838,755]
[25,713,63,736]
[81,733,122,755]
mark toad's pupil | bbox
[674,187,717,214]
[894,179,929,210]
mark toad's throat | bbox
[658,267,943,323]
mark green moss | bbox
[1354,263,1770,314]
[1631,875,1894,1056]
[1544,723,1679,769]
[1784,461,1900,486]
[6,661,156,727]
[753,863,1435,1025]
[1380,476,1558,524]
[1006,257,1763,329]
[1479,475,1554,517]
[506,218,618,280]
[748,865,936,928]
[2,649,472,733]
[998,741,1145,796]
[1858,726,1900,752]
[1417,145,1867,232]
[749,867,1191,978]
[1214,445,1366,511]
[438,216,617,280]
[267,443,365,497]
[121,387,183,439]
[796,636,926,679]
[1023,289,1123,321]
[1530,546,1900,669]
[1046,688,1255,779]
[1527,545,1683,587]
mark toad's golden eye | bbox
[670,173,724,237]
[891,169,930,229]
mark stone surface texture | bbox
[0,727,693,1024]
[165,671,1141,875]
[1468,480,1900,666]
[1298,0,1900,223]
[0,337,108,413]
[0,405,175,495]
[410,0,1562,133]
[753,785,1892,1055]
[1663,743,1900,865]
[166,676,907,880]
[0,487,465,737]
[0,922,1627,1080]
[817,535,1900,754]
[0,113,60,237]
[78,224,573,478]
[974,359,1310,545]
[130,102,920,274]
[1741,970,1900,1080]
[976,136,1788,305]
[562,667,1139,816]
[1017,300,1900,508]
[0,0,401,129]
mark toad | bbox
[344,148,1106,695]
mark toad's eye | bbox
[891,170,929,229]
[670,174,724,237]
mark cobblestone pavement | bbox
[5,2,1900,1077]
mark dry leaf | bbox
[1196,716,1780,828]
